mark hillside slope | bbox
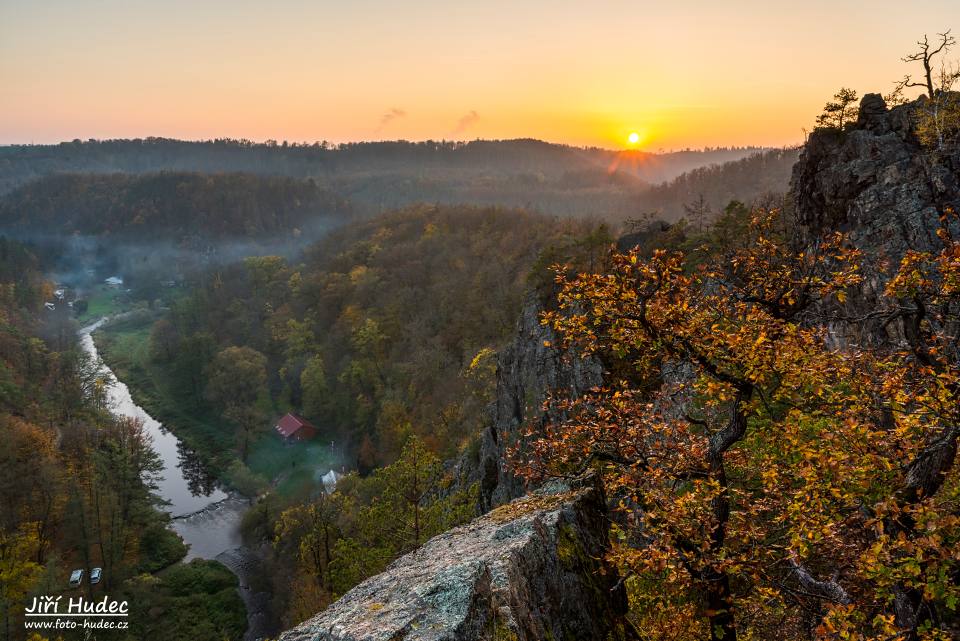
[0,171,351,241]
[278,92,960,640]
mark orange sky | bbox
[1,1,958,149]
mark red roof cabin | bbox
[274,413,318,443]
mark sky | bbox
[1,0,958,150]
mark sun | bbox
[627,131,641,146]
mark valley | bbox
[2,11,959,638]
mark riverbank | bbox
[78,317,262,640]
[94,311,340,499]
[91,311,236,477]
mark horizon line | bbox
[0,136,802,156]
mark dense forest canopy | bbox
[0,139,776,219]
[148,205,606,470]
[635,147,800,221]
[0,137,766,190]
[0,172,351,241]
[0,145,798,246]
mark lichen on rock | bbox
[278,476,626,641]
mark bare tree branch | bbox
[788,556,852,605]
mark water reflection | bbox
[80,320,227,516]
[178,440,221,497]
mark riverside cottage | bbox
[274,413,318,443]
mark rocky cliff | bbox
[278,476,626,641]
[791,92,960,346]
[793,92,959,256]
[461,296,603,511]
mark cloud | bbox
[451,110,480,136]
[375,107,406,133]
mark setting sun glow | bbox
[627,132,641,146]
[1,0,956,148]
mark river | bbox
[78,319,271,640]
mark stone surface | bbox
[278,477,626,641]
[791,92,960,347]
[468,296,603,511]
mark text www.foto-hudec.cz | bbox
[24,596,130,631]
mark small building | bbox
[274,413,318,443]
[321,470,339,494]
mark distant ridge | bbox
[0,138,766,198]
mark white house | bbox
[321,470,339,494]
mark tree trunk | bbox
[706,571,736,641]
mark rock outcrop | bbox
[457,296,603,511]
[278,476,626,641]
[791,93,960,347]
[792,92,959,257]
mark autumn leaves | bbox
[520,209,960,640]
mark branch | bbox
[572,449,642,477]
[788,556,852,605]
[930,30,955,57]
[709,388,752,458]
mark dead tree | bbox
[899,30,956,97]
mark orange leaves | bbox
[886,208,960,309]
[520,207,960,639]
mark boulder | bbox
[278,477,627,641]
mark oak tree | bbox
[520,209,960,640]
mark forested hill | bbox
[634,146,800,219]
[0,138,764,189]
[0,139,767,217]
[0,172,351,240]
[0,141,795,223]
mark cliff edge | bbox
[792,92,959,255]
[278,476,626,641]
[468,297,603,511]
